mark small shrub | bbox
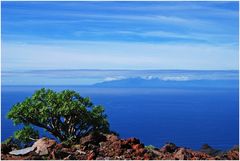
[145,145,156,150]
[14,126,39,146]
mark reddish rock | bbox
[121,140,132,149]
[87,151,96,160]
[106,134,119,142]
[135,156,143,160]
[135,148,146,156]
[1,133,239,160]
[160,143,177,153]
[143,153,151,160]
[80,133,106,146]
[226,147,239,160]
[126,138,140,145]
[109,141,123,156]
[55,143,63,150]
[132,144,144,151]
[79,134,94,145]
[124,153,132,159]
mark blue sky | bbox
[1,1,239,85]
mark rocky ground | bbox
[1,133,239,160]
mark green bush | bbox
[8,88,110,142]
[14,126,39,145]
[145,145,156,150]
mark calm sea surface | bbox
[1,85,239,150]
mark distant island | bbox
[93,77,238,88]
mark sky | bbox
[1,1,239,85]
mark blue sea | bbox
[1,84,239,150]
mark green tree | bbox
[14,126,39,145]
[8,88,110,142]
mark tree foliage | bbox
[8,88,110,142]
[14,126,39,145]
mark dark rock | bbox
[25,151,45,160]
[96,156,104,160]
[54,149,71,159]
[87,144,98,151]
[80,133,106,146]
[55,143,64,149]
[161,143,178,153]
[143,153,151,160]
[200,144,222,156]
[126,138,140,145]
[1,144,12,154]
[121,140,132,149]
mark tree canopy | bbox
[8,88,110,142]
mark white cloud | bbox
[161,76,190,81]
[104,76,125,82]
[2,41,238,71]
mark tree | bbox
[8,88,110,142]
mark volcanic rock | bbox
[1,134,239,160]
[80,132,106,146]
[32,137,57,155]
[160,143,178,153]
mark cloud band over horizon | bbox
[1,1,239,73]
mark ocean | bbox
[1,84,239,150]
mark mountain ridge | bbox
[93,77,238,88]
